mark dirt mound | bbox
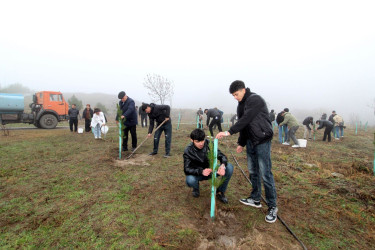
[113,154,151,167]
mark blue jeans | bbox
[153,122,172,154]
[246,140,277,208]
[278,125,288,143]
[186,163,234,194]
[335,126,344,138]
[92,124,101,138]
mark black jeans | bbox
[84,119,91,132]
[140,115,148,127]
[323,126,333,142]
[123,125,137,150]
[208,118,222,137]
[69,118,78,132]
[153,122,172,154]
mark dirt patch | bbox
[113,154,151,167]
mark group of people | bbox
[267,108,345,146]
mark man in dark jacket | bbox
[139,104,148,127]
[316,120,333,142]
[276,110,288,143]
[204,108,222,137]
[68,104,79,132]
[216,80,278,223]
[184,129,233,203]
[117,91,138,151]
[82,104,93,132]
[142,103,172,157]
[269,109,275,123]
[302,116,314,140]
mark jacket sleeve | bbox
[317,122,324,130]
[183,152,203,176]
[237,131,247,147]
[217,149,228,167]
[228,95,263,135]
[279,115,289,127]
[123,99,135,119]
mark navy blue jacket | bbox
[117,97,138,127]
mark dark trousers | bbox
[84,119,91,132]
[208,118,222,137]
[323,126,333,142]
[140,115,148,127]
[69,118,78,132]
[153,122,172,154]
[123,125,137,150]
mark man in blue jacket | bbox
[216,80,278,223]
[117,91,138,151]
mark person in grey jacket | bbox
[68,104,79,132]
[204,108,222,137]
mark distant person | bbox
[316,120,333,142]
[82,104,93,132]
[276,110,288,143]
[333,113,344,139]
[230,114,238,126]
[321,113,327,120]
[68,104,79,132]
[204,108,222,137]
[91,108,106,139]
[139,103,148,128]
[135,106,139,123]
[142,103,172,157]
[183,129,233,203]
[328,110,336,137]
[116,91,138,152]
[302,116,314,140]
[279,110,300,148]
[196,108,204,128]
[216,80,277,223]
[269,109,276,125]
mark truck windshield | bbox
[50,94,62,102]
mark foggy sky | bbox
[1,0,374,124]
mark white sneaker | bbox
[282,142,290,145]
[292,145,300,148]
[335,138,340,140]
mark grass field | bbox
[0,122,374,249]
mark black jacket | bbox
[82,108,93,120]
[228,88,273,147]
[183,139,228,176]
[68,108,79,119]
[206,108,221,126]
[276,112,284,125]
[269,111,275,122]
[148,103,171,134]
[139,106,147,117]
[328,114,335,123]
[303,116,314,130]
[317,120,333,130]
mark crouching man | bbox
[183,129,233,204]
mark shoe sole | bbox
[265,218,277,223]
[239,200,262,208]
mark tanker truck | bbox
[0,91,69,129]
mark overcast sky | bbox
[1,0,374,122]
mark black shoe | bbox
[192,188,200,198]
[148,152,157,156]
[163,154,171,158]
[123,148,128,151]
[265,206,278,223]
[132,147,137,152]
[216,192,228,204]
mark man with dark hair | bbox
[139,103,148,127]
[279,111,300,148]
[216,80,278,223]
[316,120,333,142]
[116,91,138,152]
[68,104,79,132]
[142,103,172,157]
[204,108,222,137]
[276,110,288,143]
[269,109,275,124]
[82,104,93,132]
[183,129,233,203]
[302,116,314,140]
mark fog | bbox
[1,1,374,124]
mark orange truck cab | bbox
[0,91,69,129]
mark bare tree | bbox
[143,74,174,105]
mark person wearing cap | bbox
[91,108,106,139]
[116,91,138,151]
[141,103,172,157]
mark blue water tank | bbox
[0,93,25,113]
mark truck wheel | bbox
[39,114,58,129]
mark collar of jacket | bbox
[239,88,251,104]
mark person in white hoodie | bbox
[91,108,106,139]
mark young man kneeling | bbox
[183,129,233,204]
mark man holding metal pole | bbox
[142,103,172,158]
[216,80,278,223]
